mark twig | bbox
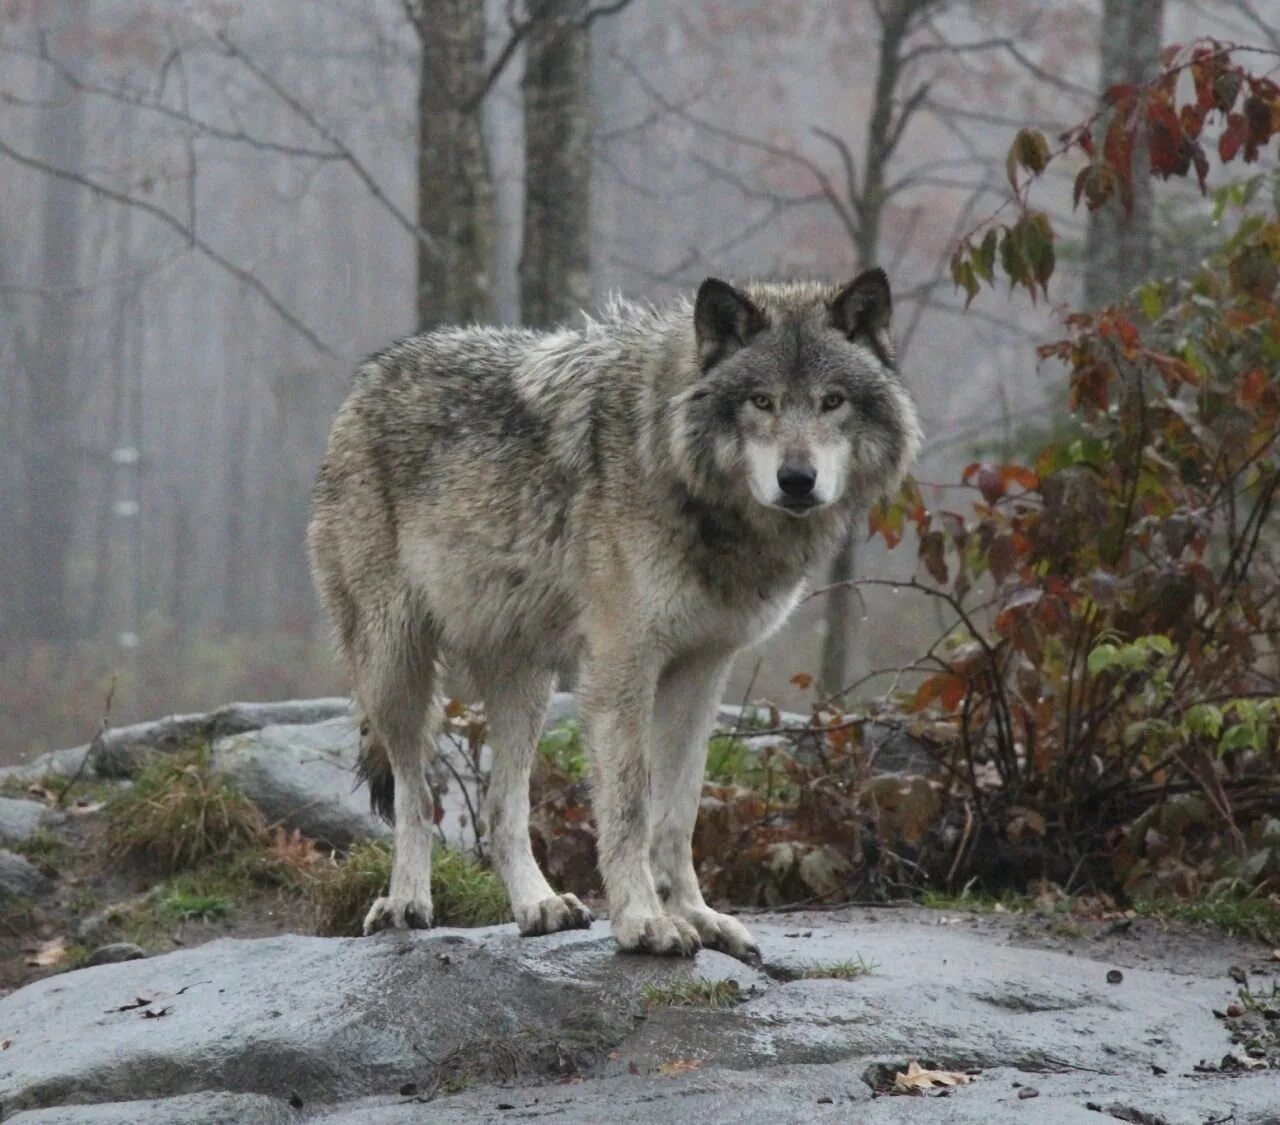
[57,676,116,807]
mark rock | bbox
[7,1091,298,1124]
[0,747,88,788]
[0,850,52,898]
[1,914,1276,1124]
[212,719,387,849]
[90,698,353,778]
[0,924,756,1119]
[0,798,54,845]
[82,943,147,967]
[0,700,352,789]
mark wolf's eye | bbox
[750,393,775,412]
[821,392,846,412]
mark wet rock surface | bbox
[2,910,1277,1124]
[0,850,53,899]
[0,798,58,846]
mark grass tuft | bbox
[307,840,511,936]
[795,956,873,981]
[641,977,743,1009]
[158,889,232,923]
[103,747,264,874]
[1133,895,1280,947]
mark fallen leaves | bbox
[24,937,68,969]
[892,1059,974,1094]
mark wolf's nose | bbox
[777,462,817,498]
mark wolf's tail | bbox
[356,719,396,824]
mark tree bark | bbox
[519,1,592,328]
[410,0,494,330]
[1084,0,1164,309]
[20,0,90,640]
[818,0,919,699]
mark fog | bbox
[0,0,1264,760]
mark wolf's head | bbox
[672,269,922,519]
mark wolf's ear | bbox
[831,267,892,343]
[694,278,768,369]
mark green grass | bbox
[538,721,589,781]
[307,840,511,936]
[921,888,1031,913]
[10,830,67,868]
[1133,896,1280,947]
[103,747,264,874]
[794,957,873,981]
[157,889,233,923]
[641,978,743,1009]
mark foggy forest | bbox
[5,0,1270,763]
[3,2,1280,1112]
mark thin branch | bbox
[615,52,860,251]
[1,42,340,161]
[0,136,333,355]
[213,32,441,262]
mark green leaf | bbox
[1220,724,1259,753]
[1087,643,1120,676]
[1139,281,1164,322]
[1185,704,1223,739]
[973,228,998,284]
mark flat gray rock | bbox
[0,798,54,845]
[0,849,53,898]
[7,1091,298,1124]
[212,719,387,849]
[1,913,1274,1124]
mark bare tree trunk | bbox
[519,1,592,327]
[409,0,494,330]
[818,0,919,699]
[1084,0,1164,308]
[21,0,90,640]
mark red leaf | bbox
[976,465,1005,504]
[1219,114,1245,162]
[1240,367,1267,405]
[790,672,814,690]
[1001,465,1039,492]
[987,535,1017,585]
[939,676,967,713]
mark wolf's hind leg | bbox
[355,603,439,934]
[480,670,593,936]
[650,651,760,964]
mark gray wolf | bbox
[308,269,921,961]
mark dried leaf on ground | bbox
[657,1058,704,1077]
[893,1059,973,1093]
[24,937,68,969]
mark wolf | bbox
[308,268,921,962]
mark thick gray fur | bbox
[308,269,921,959]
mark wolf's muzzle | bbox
[777,460,817,510]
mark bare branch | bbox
[615,52,860,252]
[0,135,333,355]
[811,126,859,209]
[213,32,440,262]
[0,42,340,161]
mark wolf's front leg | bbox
[650,651,760,964]
[580,642,701,957]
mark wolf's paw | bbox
[612,911,702,957]
[516,893,594,937]
[680,907,760,965]
[362,894,434,934]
